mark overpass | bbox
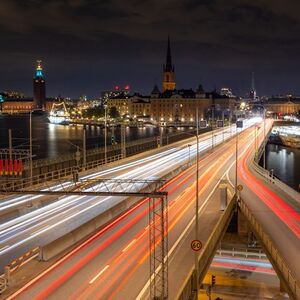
[178,119,300,300]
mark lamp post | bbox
[235,125,238,194]
[188,144,192,166]
[104,104,107,164]
[254,125,258,161]
[82,128,86,170]
[256,105,266,168]
[185,109,200,299]
[222,111,225,142]
[194,107,200,299]
[211,107,214,152]
[29,111,33,186]
[263,107,266,169]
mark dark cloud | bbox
[0,0,299,97]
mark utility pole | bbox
[230,109,232,137]
[121,124,126,158]
[263,107,266,169]
[104,105,107,164]
[235,126,239,194]
[222,110,225,142]
[29,111,33,185]
[8,129,12,161]
[188,144,191,166]
[160,125,163,147]
[211,107,214,151]
[83,129,86,170]
[194,106,200,299]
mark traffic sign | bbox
[236,120,243,128]
[191,239,202,251]
[237,184,243,191]
[199,120,207,128]
[216,120,224,128]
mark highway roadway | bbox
[3,119,261,299]
[227,119,300,285]
[0,119,258,271]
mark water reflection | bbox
[265,143,299,191]
[0,115,190,159]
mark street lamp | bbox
[256,105,266,168]
[184,109,200,299]
[29,111,33,186]
[235,125,239,194]
[211,107,214,152]
[104,104,107,164]
[195,108,200,300]
[187,144,192,166]
[235,119,244,194]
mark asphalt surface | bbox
[4,120,260,299]
[227,120,300,285]
[0,120,258,271]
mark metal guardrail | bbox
[239,199,300,300]
[0,247,39,294]
[177,195,237,300]
[0,274,7,294]
[216,248,267,260]
[253,121,299,200]
[22,128,201,170]
[6,248,40,273]
[252,160,300,203]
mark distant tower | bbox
[162,37,176,92]
[249,72,257,100]
[33,60,46,109]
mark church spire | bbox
[165,36,173,72]
[162,36,176,92]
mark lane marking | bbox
[137,126,257,300]
[0,245,9,251]
[136,172,225,299]
[89,265,109,284]
[122,239,137,253]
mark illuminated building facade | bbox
[33,60,46,109]
[264,96,300,115]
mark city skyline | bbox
[0,1,300,98]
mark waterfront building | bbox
[101,86,130,103]
[106,92,130,116]
[33,60,46,109]
[0,99,34,113]
[130,97,151,118]
[220,87,234,98]
[264,95,300,115]
[0,61,55,113]
[105,37,236,124]
[1,90,25,99]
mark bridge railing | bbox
[251,160,300,204]
[0,154,122,191]
[239,198,300,300]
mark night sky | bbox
[0,0,300,98]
